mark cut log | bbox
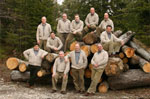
[119,52,125,59]
[132,38,150,53]
[90,44,98,54]
[108,69,150,90]
[18,62,28,72]
[81,45,91,57]
[129,41,150,61]
[10,70,30,81]
[105,57,124,76]
[89,64,93,70]
[70,41,85,51]
[130,54,150,73]
[122,45,135,58]
[99,78,103,83]
[98,81,109,93]
[119,31,135,44]
[83,33,98,45]
[122,57,128,64]
[113,30,123,37]
[37,69,47,77]
[6,57,22,70]
[45,53,58,63]
[85,69,91,78]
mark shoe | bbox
[51,90,57,93]
[84,92,94,96]
[61,91,67,94]
[26,84,34,89]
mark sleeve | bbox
[23,49,30,60]
[82,51,88,68]
[97,52,109,66]
[85,14,89,26]
[53,59,57,75]
[57,20,60,33]
[64,61,70,74]
[36,26,40,41]
[91,53,96,65]
[49,24,52,33]
[57,38,63,50]
[70,21,76,32]
[113,34,122,42]
[41,50,48,57]
[65,52,71,59]
[46,38,55,49]
[75,21,84,33]
[111,20,114,31]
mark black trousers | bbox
[28,65,41,86]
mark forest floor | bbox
[1,62,150,99]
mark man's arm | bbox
[57,38,63,50]
[64,61,70,75]
[23,49,30,60]
[46,38,55,49]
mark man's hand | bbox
[87,24,90,28]
[65,58,68,63]
[41,56,44,59]
[54,48,58,51]
[63,74,67,79]
[52,73,56,77]
[93,64,98,68]
[90,31,94,34]
[121,40,124,46]
[37,40,40,44]
[73,31,76,34]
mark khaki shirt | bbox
[85,13,99,26]
[57,19,71,33]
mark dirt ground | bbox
[1,62,150,99]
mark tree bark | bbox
[122,45,135,58]
[10,70,30,81]
[81,45,91,57]
[108,69,150,90]
[113,30,123,37]
[45,53,58,63]
[83,33,98,45]
[90,43,98,54]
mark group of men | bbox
[23,7,124,96]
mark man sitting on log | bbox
[64,14,84,51]
[51,51,70,94]
[65,43,87,93]
[57,13,71,50]
[100,25,124,56]
[85,44,108,96]
[23,43,48,88]
[46,32,63,53]
[83,7,99,34]
[97,13,114,36]
[36,16,52,51]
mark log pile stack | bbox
[6,30,150,93]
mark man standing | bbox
[85,44,108,96]
[23,44,48,88]
[57,13,71,50]
[36,16,52,50]
[64,14,84,51]
[51,51,70,94]
[100,25,124,56]
[65,43,87,93]
[46,32,63,53]
[97,13,114,35]
[83,7,99,34]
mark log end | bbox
[85,69,91,78]
[19,63,27,72]
[6,57,19,70]
[143,63,150,73]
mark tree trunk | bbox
[6,57,24,70]
[129,41,150,61]
[123,64,129,72]
[10,70,30,81]
[105,57,124,76]
[18,61,28,72]
[122,45,135,58]
[83,33,98,45]
[113,30,123,37]
[119,52,125,59]
[122,57,128,64]
[37,69,47,77]
[70,41,85,51]
[90,43,98,54]
[108,69,150,90]
[98,81,109,93]
[81,45,91,57]
[119,31,135,44]
[85,69,91,78]
[130,54,150,73]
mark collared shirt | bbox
[107,32,111,39]
[75,50,81,64]
[33,49,39,56]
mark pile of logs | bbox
[6,30,150,93]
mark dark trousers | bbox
[28,65,41,86]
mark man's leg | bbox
[90,25,96,31]
[58,33,65,50]
[43,40,50,51]
[64,33,74,52]
[52,73,59,91]
[61,74,68,92]
[75,32,83,41]
[87,68,104,93]
[113,42,122,53]
[79,68,85,92]
[71,68,80,91]
[39,40,44,49]
[83,26,89,33]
